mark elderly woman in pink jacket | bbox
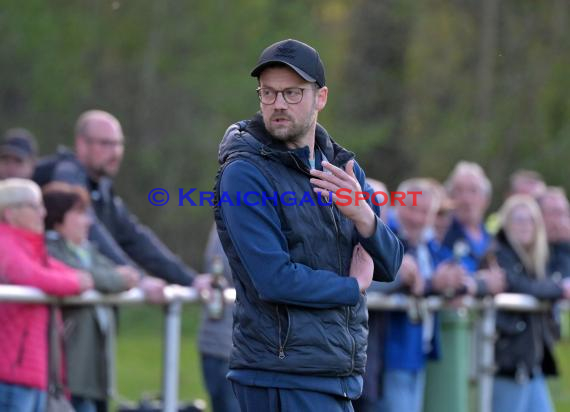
[0,178,92,412]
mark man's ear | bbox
[316,86,328,112]
[75,136,87,161]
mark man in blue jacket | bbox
[214,39,403,411]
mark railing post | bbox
[478,297,497,412]
[162,299,182,412]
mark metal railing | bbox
[0,285,568,412]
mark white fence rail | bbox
[1,285,568,412]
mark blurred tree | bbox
[333,0,416,190]
[1,0,568,263]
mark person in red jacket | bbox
[0,178,93,412]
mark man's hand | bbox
[399,255,425,296]
[349,243,373,293]
[139,276,167,303]
[432,262,465,296]
[310,160,376,238]
[76,270,94,292]
[476,266,506,295]
[115,265,140,289]
[193,273,214,295]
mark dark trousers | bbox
[70,396,107,412]
[231,381,354,412]
[352,397,377,412]
[200,354,240,412]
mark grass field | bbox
[115,306,570,412]
[115,305,208,410]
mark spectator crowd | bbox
[1,115,569,412]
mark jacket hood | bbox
[218,113,355,172]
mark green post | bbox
[424,309,471,412]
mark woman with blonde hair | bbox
[493,195,570,412]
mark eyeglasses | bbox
[84,137,124,149]
[256,87,311,105]
[13,202,45,212]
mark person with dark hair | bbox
[0,178,92,412]
[43,181,91,230]
[43,182,138,412]
[0,128,38,180]
[214,39,403,411]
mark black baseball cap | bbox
[251,39,326,88]
[0,128,38,160]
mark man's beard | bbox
[267,118,311,144]
[91,160,119,179]
[265,105,317,144]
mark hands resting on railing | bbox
[68,268,216,304]
[1,283,568,314]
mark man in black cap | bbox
[214,39,403,411]
[0,128,38,180]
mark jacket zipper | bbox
[329,206,356,374]
[290,151,356,372]
[288,152,311,177]
[276,305,290,359]
[329,206,343,273]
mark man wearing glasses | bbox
[214,39,403,411]
[33,110,200,295]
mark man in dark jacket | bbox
[33,110,199,293]
[0,128,38,180]
[214,39,403,411]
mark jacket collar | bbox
[0,223,47,259]
[243,113,355,173]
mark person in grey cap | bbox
[0,128,38,180]
[213,39,403,411]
